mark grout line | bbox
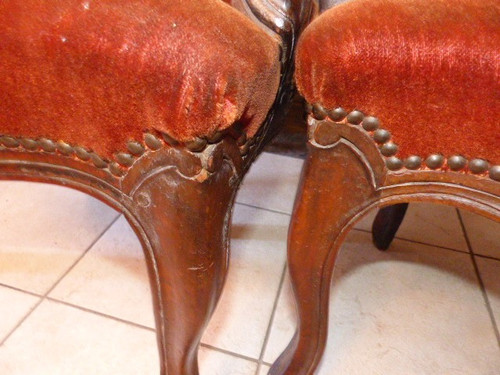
[352,227,471,255]
[199,343,260,365]
[255,262,288,375]
[235,202,292,217]
[44,214,122,297]
[46,297,156,332]
[457,209,500,347]
[0,297,44,346]
[0,213,121,346]
[0,283,43,298]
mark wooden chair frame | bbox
[0,1,318,373]
[270,104,500,375]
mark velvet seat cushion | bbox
[296,0,500,165]
[0,0,280,158]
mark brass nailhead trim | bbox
[489,166,500,181]
[127,141,145,156]
[144,133,162,150]
[115,152,135,167]
[380,142,399,157]
[0,136,19,148]
[308,103,499,180]
[39,138,56,152]
[448,155,467,171]
[20,138,38,150]
[185,137,207,152]
[57,140,73,155]
[404,155,422,170]
[469,158,489,174]
[373,129,391,144]
[74,147,91,161]
[346,110,364,125]
[328,107,347,121]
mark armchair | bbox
[271,0,499,373]
[0,0,316,373]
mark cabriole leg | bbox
[270,143,376,375]
[129,161,239,375]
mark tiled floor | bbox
[0,152,499,374]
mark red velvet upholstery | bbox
[296,0,500,164]
[0,0,280,158]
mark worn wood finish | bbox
[0,1,318,374]
[372,203,409,250]
[270,114,500,375]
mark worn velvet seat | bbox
[0,0,317,374]
[271,0,500,374]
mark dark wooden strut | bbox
[269,105,500,375]
[0,1,318,374]
[372,203,409,250]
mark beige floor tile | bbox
[49,216,155,328]
[0,300,159,375]
[264,231,500,374]
[476,257,500,329]
[258,364,271,375]
[0,182,119,294]
[202,204,288,359]
[355,202,468,251]
[236,152,303,214]
[0,286,40,340]
[199,347,258,375]
[460,210,500,259]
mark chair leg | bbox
[372,203,409,250]
[128,162,239,375]
[270,144,376,375]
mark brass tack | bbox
[404,156,422,170]
[0,136,19,148]
[127,141,145,156]
[386,156,403,171]
[312,103,328,120]
[74,146,91,161]
[380,142,399,157]
[328,107,347,121]
[186,137,207,152]
[56,140,73,155]
[373,129,391,144]
[161,132,179,145]
[144,133,162,150]
[207,131,224,144]
[362,116,380,131]
[425,154,445,169]
[346,110,364,124]
[109,162,125,177]
[20,138,38,150]
[90,153,107,169]
[469,158,489,174]
[116,152,135,167]
[447,155,467,171]
[489,165,500,181]
[39,138,56,152]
